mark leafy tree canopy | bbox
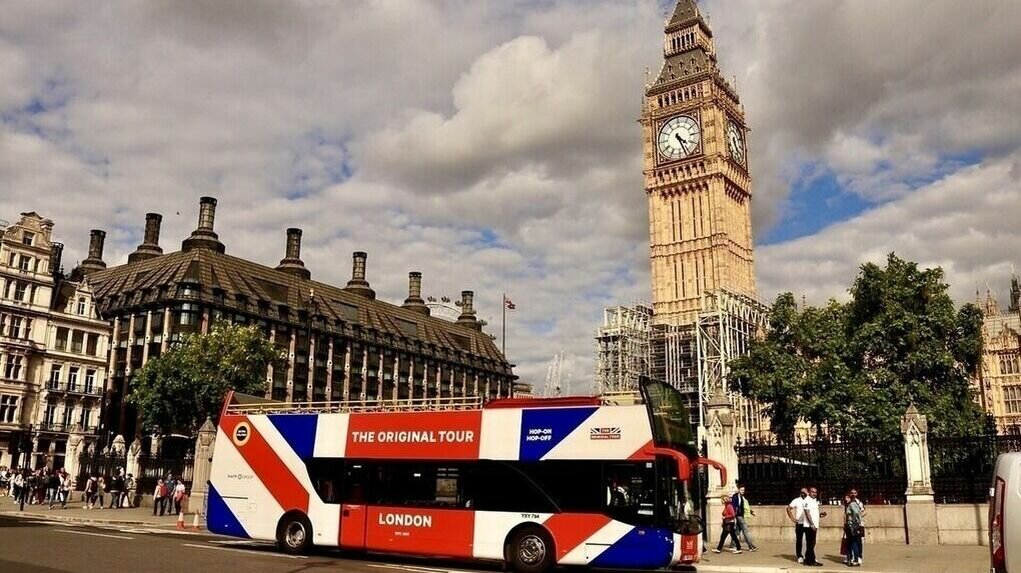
[128,322,281,435]
[731,254,989,442]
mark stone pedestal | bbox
[189,417,217,516]
[703,393,738,538]
[64,425,85,482]
[901,405,937,544]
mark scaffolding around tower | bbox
[594,302,653,394]
[695,288,769,435]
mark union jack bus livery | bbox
[208,378,724,572]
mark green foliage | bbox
[732,254,988,441]
[128,322,281,434]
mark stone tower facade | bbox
[643,0,756,326]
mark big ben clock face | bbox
[727,121,745,164]
[658,115,701,160]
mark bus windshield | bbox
[639,377,697,456]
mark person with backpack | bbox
[153,479,168,516]
[731,484,759,552]
[84,474,98,509]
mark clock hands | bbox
[675,132,691,154]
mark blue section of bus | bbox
[268,414,318,460]
[519,406,597,461]
[206,483,249,539]
[589,527,674,569]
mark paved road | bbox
[0,513,504,573]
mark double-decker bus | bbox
[207,378,724,572]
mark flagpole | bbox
[501,292,506,356]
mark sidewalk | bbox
[687,541,987,573]
[0,495,197,528]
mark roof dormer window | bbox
[22,232,34,246]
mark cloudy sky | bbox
[2,0,1020,393]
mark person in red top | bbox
[712,494,743,554]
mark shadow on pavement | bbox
[0,515,49,529]
[0,558,69,573]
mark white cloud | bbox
[1,0,1019,394]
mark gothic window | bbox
[1005,387,1021,414]
[0,395,18,423]
[1000,354,1020,375]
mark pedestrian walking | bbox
[153,479,167,516]
[173,480,187,515]
[786,487,809,563]
[711,494,743,554]
[731,484,758,551]
[803,486,827,566]
[84,474,98,509]
[96,475,106,509]
[58,470,72,509]
[844,492,865,567]
[46,470,60,509]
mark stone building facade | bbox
[974,278,1021,434]
[0,213,108,469]
[81,197,517,440]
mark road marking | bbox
[54,529,134,540]
[181,543,307,559]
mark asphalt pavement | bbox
[0,513,502,573]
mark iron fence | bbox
[737,439,907,505]
[136,451,194,496]
[929,434,1021,503]
[75,451,128,487]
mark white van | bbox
[991,452,1021,573]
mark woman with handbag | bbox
[844,491,864,567]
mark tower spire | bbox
[654,0,717,86]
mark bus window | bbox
[306,458,344,503]
[517,461,603,513]
[370,462,473,509]
[476,461,557,514]
[603,462,657,526]
[342,460,368,504]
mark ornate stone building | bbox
[0,213,108,469]
[974,278,1021,434]
[80,197,517,440]
[642,0,756,327]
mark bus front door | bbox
[340,504,367,550]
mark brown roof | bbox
[88,248,512,372]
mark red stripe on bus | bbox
[629,440,656,461]
[222,416,309,514]
[542,513,612,561]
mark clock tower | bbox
[643,0,756,326]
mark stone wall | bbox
[739,503,989,546]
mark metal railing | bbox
[737,438,907,505]
[226,395,486,416]
[930,434,1021,503]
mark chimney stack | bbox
[128,212,164,263]
[343,251,375,299]
[50,242,64,277]
[402,271,430,315]
[276,228,311,280]
[457,290,480,330]
[79,230,107,275]
[181,196,225,253]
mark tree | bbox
[129,322,282,435]
[731,254,989,441]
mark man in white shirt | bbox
[786,488,808,563]
[802,487,827,567]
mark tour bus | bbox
[207,378,724,572]
[991,452,1020,573]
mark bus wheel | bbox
[509,526,554,573]
[277,513,312,555]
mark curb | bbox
[1,510,175,527]
[698,563,906,567]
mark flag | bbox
[504,297,516,310]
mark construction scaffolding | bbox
[594,303,653,394]
[695,288,769,434]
